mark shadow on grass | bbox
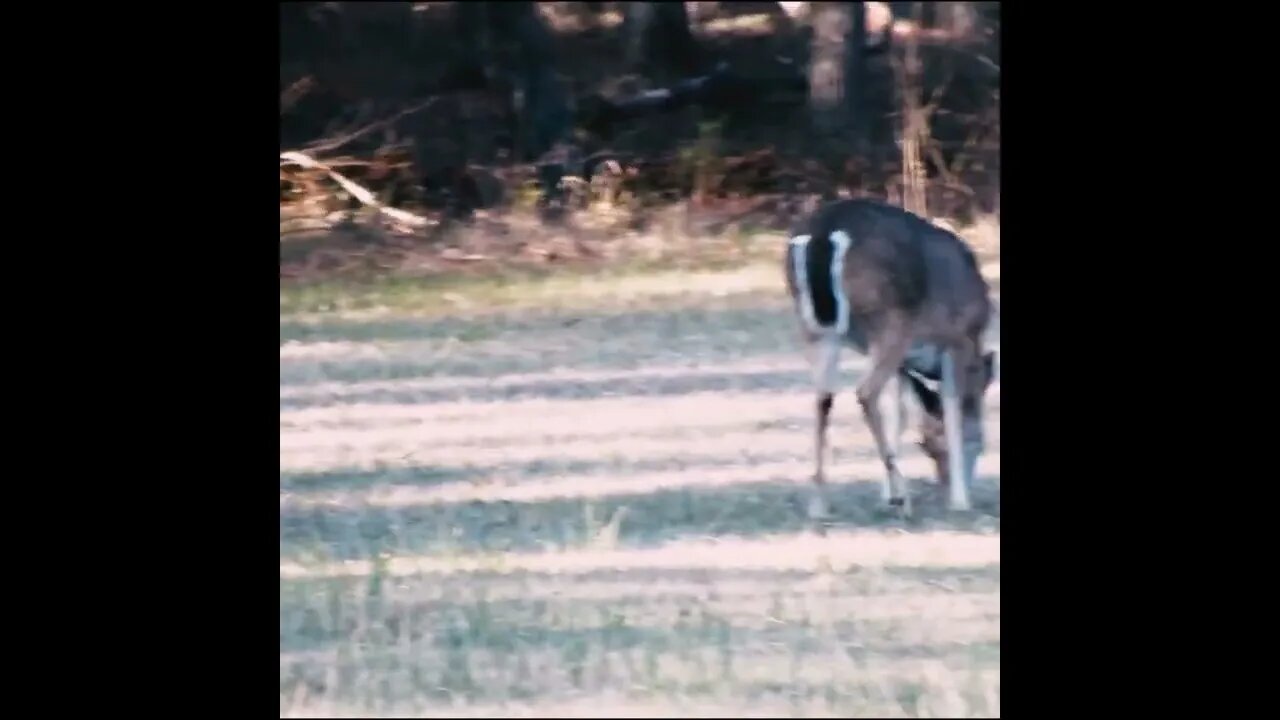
[280,304,795,346]
[279,304,805,389]
[281,366,818,409]
[280,471,1000,562]
[281,448,814,495]
[280,561,1000,711]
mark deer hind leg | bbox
[806,333,841,530]
[855,331,914,517]
[879,371,905,504]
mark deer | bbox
[783,198,997,523]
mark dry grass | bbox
[279,221,1000,319]
[281,253,1001,717]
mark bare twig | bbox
[280,221,339,237]
[296,97,440,157]
[280,76,316,114]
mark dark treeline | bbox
[280,2,999,226]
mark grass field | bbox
[280,259,1001,717]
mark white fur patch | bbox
[790,231,857,339]
[830,230,854,336]
[903,343,944,385]
[813,335,841,395]
[903,367,941,394]
[788,235,820,334]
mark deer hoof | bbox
[885,495,913,519]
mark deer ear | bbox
[983,351,997,386]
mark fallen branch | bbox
[298,96,439,156]
[280,76,316,114]
[280,151,435,229]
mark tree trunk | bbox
[433,2,573,214]
[448,2,491,89]
[653,2,701,76]
[940,1,977,41]
[626,1,701,78]
[846,2,866,150]
[895,2,927,217]
[513,4,571,162]
[484,2,573,215]
[624,2,654,69]
[808,3,852,134]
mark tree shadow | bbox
[281,446,810,496]
[280,560,1000,711]
[280,303,794,346]
[280,470,1000,563]
[280,305,804,389]
[282,365,816,410]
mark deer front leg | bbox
[880,372,905,504]
[855,337,913,517]
[940,349,977,511]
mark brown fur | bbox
[784,199,995,520]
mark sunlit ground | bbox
[281,257,1001,718]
